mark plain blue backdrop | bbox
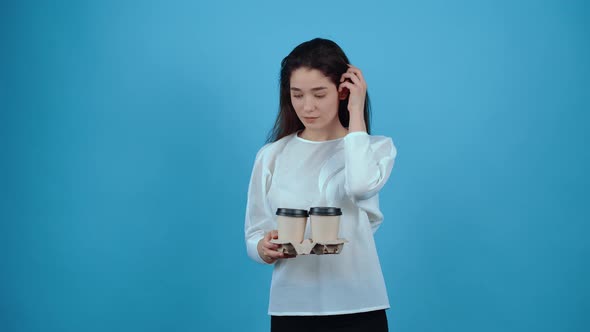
[2,0,589,331]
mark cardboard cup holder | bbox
[274,207,346,256]
[270,238,348,256]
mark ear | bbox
[339,87,349,100]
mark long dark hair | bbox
[266,38,371,143]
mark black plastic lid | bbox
[276,208,309,217]
[309,207,342,216]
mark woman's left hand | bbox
[338,64,367,115]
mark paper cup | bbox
[276,208,309,244]
[309,207,342,242]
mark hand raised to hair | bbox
[338,64,367,115]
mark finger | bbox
[346,68,365,85]
[264,231,272,241]
[340,71,357,83]
[263,240,279,250]
[346,66,366,87]
[264,230,278,243]
[263,253,277,263]
[346,64,360,75]
[262,232,275,247]
[340,72,362,86]
[338,81,356,94]
[265,249,284,259]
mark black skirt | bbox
[271,309,388,332]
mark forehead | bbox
[290,67,334,88]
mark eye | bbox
[315,94,326,99]
[292,94,303,99]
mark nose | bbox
[303,96,314,113]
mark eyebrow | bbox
[290,87,328,92]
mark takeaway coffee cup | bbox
[276,208,309,244]
[309,207,342,242]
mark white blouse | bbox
[244,131,397,316]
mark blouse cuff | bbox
[247,234,267,265]
[345,131,369,139]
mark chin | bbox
[303,123,326,130]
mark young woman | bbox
[244,38,397,332]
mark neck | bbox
[299,123,348,141]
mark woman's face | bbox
[289,67,343,132]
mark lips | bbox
[303,117,319,122]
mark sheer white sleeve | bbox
[344,132,396,202]
[244,145,274,264]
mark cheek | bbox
[291,98,303,111]
[321,96,340,114]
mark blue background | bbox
[2,0,589,331]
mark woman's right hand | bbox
[257,230,286,264]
